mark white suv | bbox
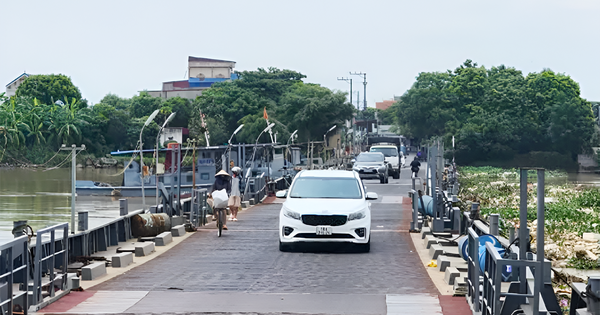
[277,170,377,252]
[369,144,402,179]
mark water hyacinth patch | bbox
[458,166,600,269]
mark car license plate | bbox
[316,226,332,235]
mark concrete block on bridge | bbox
[437,255,467,272]
[172,216,185,226]
[444,266,460,285]
[429,244,443,260]
[171,224,186,237]
[421,227,432,239]
[82,262,106,281]
[112,252,133,268]
[241,201,250,208]
[135,242,155,257]
[154,232,173,246]
[68,273,80,289]
[423,235,437,249]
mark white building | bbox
[5,73,30,97]
[160,127,186,146]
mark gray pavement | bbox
[41,163,440,314]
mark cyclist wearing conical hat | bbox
[210,169,231,230]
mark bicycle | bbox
[214,207,227,237]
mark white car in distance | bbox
[277,170,378,252]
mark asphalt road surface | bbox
[49,164,442,315]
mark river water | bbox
[0,167,144,245]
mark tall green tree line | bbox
[0,69,355,164]
[392,60,595,165]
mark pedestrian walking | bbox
[410,156,421,178]
[229,166,243,221]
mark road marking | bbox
[67,291,149,313]
[386,294,442,314]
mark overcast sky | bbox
[2,0,599,107]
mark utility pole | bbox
[60,144,86,234]
[337,77,352,106]
[350,72,367,111]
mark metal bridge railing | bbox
[0,235,29,315]
[68,209,143,261]
[32,223,69,307]
[481,243,541,315]
[467,227,481,312]
[246,176,267,204]
[191,188,209,227]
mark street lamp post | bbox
[227,124,244,173]
[140,109,160,211]
[60,143,85,234]
[287,129,298,146]
[242,123,275,201]
[286,129,298,169]
[323,125,337,165]
[155,112,177,206]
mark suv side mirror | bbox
[276,190,287,198]
[351,159,356,163]
[366,192,378,200]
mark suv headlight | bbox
[348,210,366,221]
[283,208,301,220]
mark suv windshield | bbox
[289,177,362,199]
[356,153,384,162]
[370,147,398,157]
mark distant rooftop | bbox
[6,73,29,88]
[188,56,236,63]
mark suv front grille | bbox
[302,215,347,226]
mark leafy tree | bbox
[47,98,89,146]
[99,93,131,111]
[235,68,306,102]
[130,92,163,118]
[15,74,87,109]
[379,105,398,125]
[162,97,192,127]
[278,83,354,142]
[397,61,593,165]
[192,81,270,144]
[396,71,456,139]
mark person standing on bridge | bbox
[229,166,243,221]
[410,156,421,178]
